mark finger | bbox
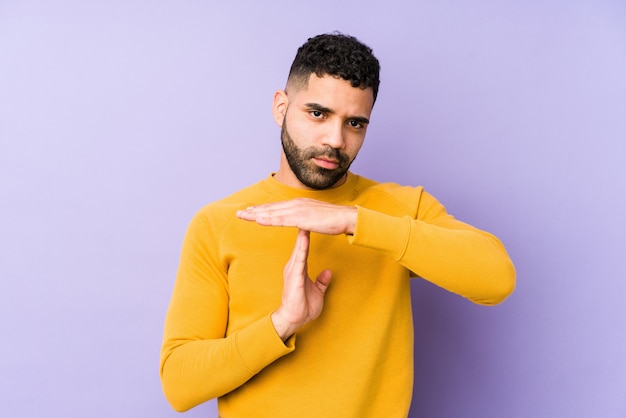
[292,229,310,265]
[315,269,332,293]
[240,198,316,219]
[254,208,305,228]
[236,206,293,226]
[235,209,257,221]
[249,198,311,212]
[284,229,309,276]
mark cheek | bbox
[346,135,365,157]
[286,116,315,146]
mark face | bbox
[280,118,351,190]
[272,74,374,190]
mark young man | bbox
[160,33,515,417]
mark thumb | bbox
[315,269,332,293]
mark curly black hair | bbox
[287,32,381,103]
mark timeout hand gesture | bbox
[236,198,355,339]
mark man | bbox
[160,33,515,417]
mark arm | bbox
[349,192,516,305]
[160,213,291,411]
[237,193,515,305]
[160,213,333,411]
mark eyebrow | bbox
[305,102,370,125]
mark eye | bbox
[348,120,363,129]
[310,110,324,118]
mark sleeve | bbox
[348,189,516,305]
[159,211,295,412]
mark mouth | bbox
[312,157,340,170]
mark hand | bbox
[271,229,332,340]
[236,198,357,235]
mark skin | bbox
[275,75,373,190]
[236,74,375,340]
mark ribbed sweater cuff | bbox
[347,205,411,261]
[234,314,295,374]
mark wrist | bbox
[344,206,357,235]
[271,310,300,341]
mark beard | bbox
[281,119,354,190]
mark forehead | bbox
[289,74,374,116]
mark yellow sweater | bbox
[160,173,515,417]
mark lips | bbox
[313,157,340,169]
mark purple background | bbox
[1,1,625,417]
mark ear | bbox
[272,90,288,127]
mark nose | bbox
[321,121,345,149]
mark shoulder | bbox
[189,179,267,231]
[200,179,267,211]
[354,176,452,222]
[353,175,425,214]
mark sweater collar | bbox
[260,172,359,203]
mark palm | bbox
[272,229,332,339]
